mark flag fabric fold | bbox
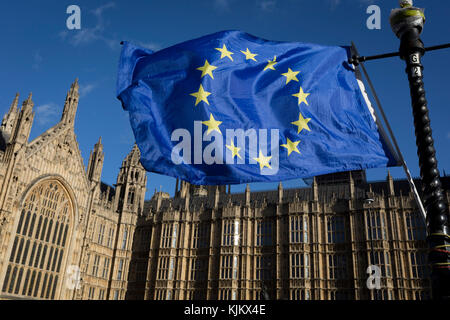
[117,30,399,185]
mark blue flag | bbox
[117,30,399,185]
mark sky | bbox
[0,0,449,200]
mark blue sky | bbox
[0,0,449,199]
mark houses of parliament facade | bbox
[0,80,449,300]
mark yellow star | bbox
[291,112,311,134]
[202,113,223,135]
[190,84,212,106]
[226,140,242,159]
[292,87,310,106]
[215,44,234,61]
[253,150,272,170]
[196,60,217,79]
[281,68,300,84]
[281,138,301,156]
[240,48,257,61]
[263,56,277,71]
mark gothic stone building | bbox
[0,80,147,300]
[1,81,449,300]
[127,172,449,301]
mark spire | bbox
[70,78,79,93]
[22,93,34,112]
[87,136,104,183]
[387,170,395,196]
[312,176,318,201]
[214,186,220,209]
[278,182,283,203]
[61,78,79,125]
[1,93,20,135]
[387,169,392,180]
[8,93,35,146]
[121,144,142,169]
[9,93,19,113]
[245,184,250,206]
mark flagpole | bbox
[349,43,450,65]
[390,0,450,300]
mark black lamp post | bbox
[390,0,450,300]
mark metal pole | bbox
[390,0,450,300]
[349,43,450,65]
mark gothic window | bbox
[327,216,346,243]
[88,287,95,300]
[117,259,124,280]
[168,257,175,280]
[222,220,239,246]
[219,289,231,300]
[107,227,114,248]
[410,251,429,279]
[127,190,135,205]
[161,223,177,248]
[328,254,348,279]
[370,251,392,278]
[255,256,272,280]
[290,253,309,279]
[291,289,310,300]
[220,255,233,279]
[367,211,387,240]
[232,256,238,279]
[373,290,387,300]
[102,258,110,279]
[92,255,100,277]
[155,289,166,300]
[157,256,169,280]
[290,216,308,243]
[122,228,128,250]
[256,220,272,246]
[2,180,73,299]
[406,212,426,241]
[98,224,105,245]
[192,223,210,248]
[190,258,206,281]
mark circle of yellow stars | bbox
[188,43,312,173]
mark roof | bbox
[142,176,450,215]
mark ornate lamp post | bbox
[390,0,450,300]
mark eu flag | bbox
[117,30,399,185]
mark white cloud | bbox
[92,2,116,17]
[32,51,43,71]
[330,0,376,9]
[259,0,276,12]
[60,2,119,50]
[214,0,232,11]
[79,83,98,98]
[35,103,59,125]
[214,0,278,12]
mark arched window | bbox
[1,180,73,299]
